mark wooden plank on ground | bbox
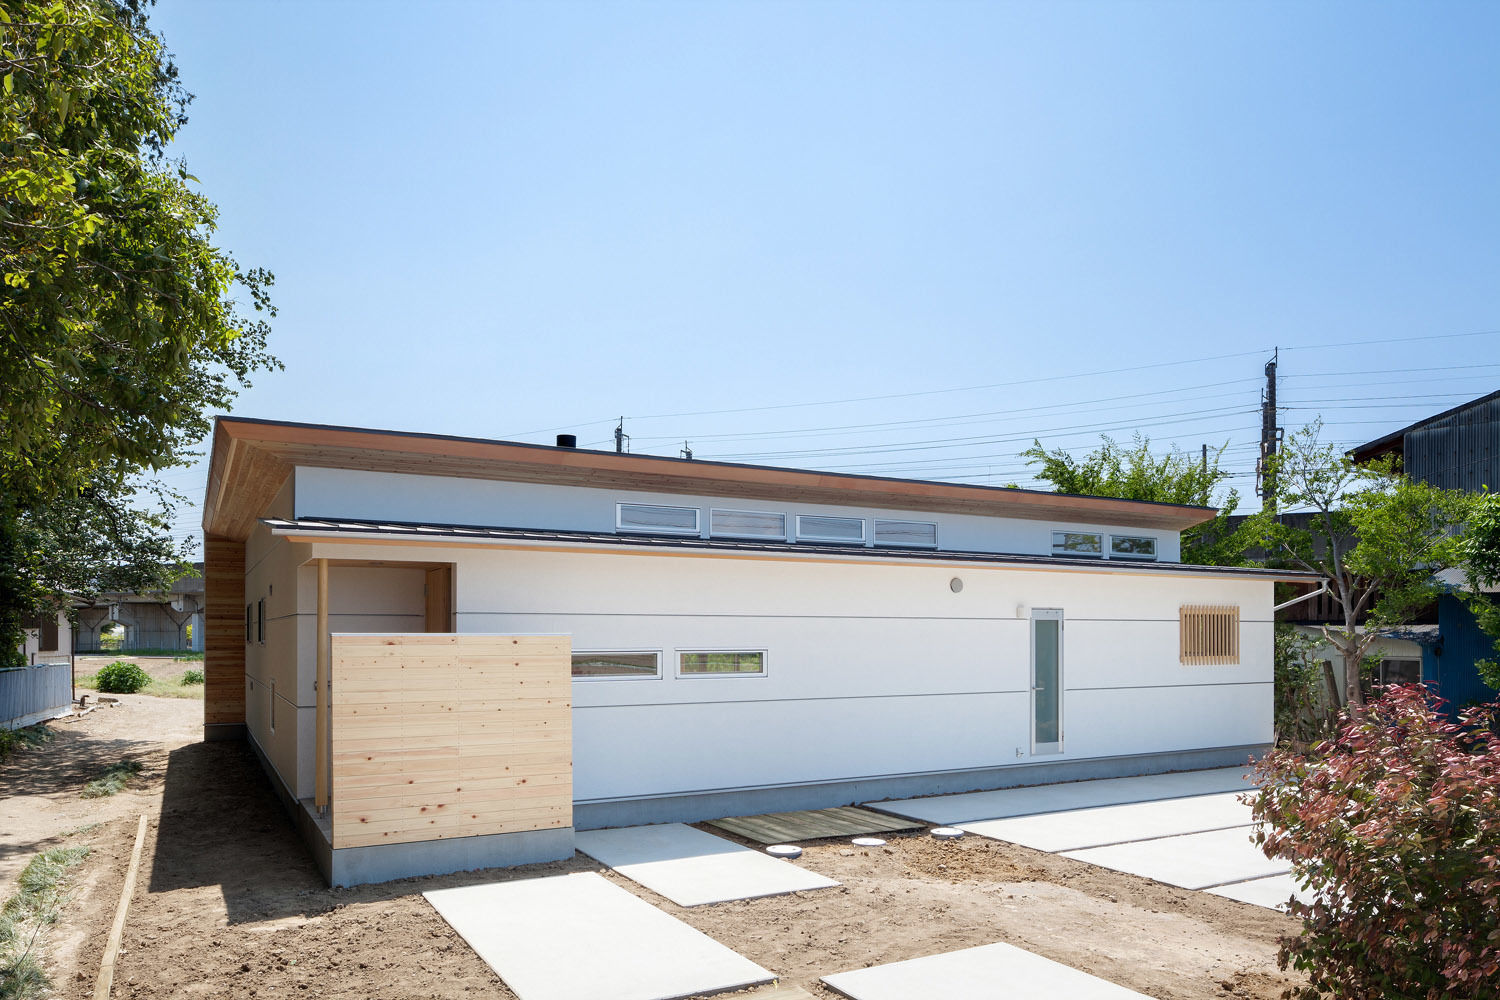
[705,806,922,844]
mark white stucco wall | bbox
[293,467,1185,563]
[294,538,1274,806]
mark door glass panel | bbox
[1034,618,1060,745]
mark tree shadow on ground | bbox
[150,741,595,925]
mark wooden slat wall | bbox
[1179,605,1240,665]
[330,634,571,850]
[203,535,247,729]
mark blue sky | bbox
[146,1,1500,547]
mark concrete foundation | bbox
[573,743,1265,831]
[245,728,574,887]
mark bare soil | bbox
[5,698,1304,1000]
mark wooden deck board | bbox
[706,806,922,844]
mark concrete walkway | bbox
[425,872,774,1000]
[823,941,1152,999]
[575,823,839,907]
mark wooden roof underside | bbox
[202,417,1219,541]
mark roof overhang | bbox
[263,516,1319,583]
[202,416,1219,541]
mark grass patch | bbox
[76,673,203,700]
[0,844,91,999]
[179,668,204,686]
[0,725,52,765]
[81,760,141,799]
[84,648,203,660]
[64,823,102,838]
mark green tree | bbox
[1456,489,1500,690]
[1021,434,1249,565]
[1246,422,1471,711]
[1,0,278,664]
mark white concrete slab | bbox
[1207,872,1315,911]
[425,872,774,1000]
[871,766,1252,825]
[960,791,1254,852]
[1063,826,1287,891]
[822,941,1151,1000]
[575,823,839,907]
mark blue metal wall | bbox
[1423,595,1499,713]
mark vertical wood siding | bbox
[203,535,247,728]
[1402,394,1500,493]
[329,634,571,850]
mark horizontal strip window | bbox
[616,503,700,535]
[796,515,865,544]
[710,508,786,540]
[679,650,766,677]
[572,650,661,680]
[1110,535,1158,560]
[1052,531,1102,557]
[873,519,938,548]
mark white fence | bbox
[1,662,73,730]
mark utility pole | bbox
[614,417,629,454]
[680,441,693,460]
[1255,348,1282,510]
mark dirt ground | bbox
[3,696,1305,1000]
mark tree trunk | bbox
[1320,658,1342,731]
[1344,630,1366,711]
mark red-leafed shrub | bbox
[1251,685,1500,999]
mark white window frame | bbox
[1052,531,1103,558]
[872,518,939,549]
[676,648,768,679]
[570,649,663,682]
[795,514,866,545]
[615,502,701,536]
[1108,534,1159,561]
[709,508,788,541]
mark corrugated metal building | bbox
[1352,389,1500,710]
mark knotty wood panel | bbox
[203,535,247,728]
[330,634,571,850]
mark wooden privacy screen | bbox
[329,634,571,850]
[1179,605,1241,665]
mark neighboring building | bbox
[199,417,1312,886]
[17,608,72,665]
[1350,387,1500,710]
[73,567,205,653]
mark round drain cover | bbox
[930,827,965,840]
[851,837,887,847]
[766,844,803,858]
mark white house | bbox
[199,417,1310,885]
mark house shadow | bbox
[150,740,594,925]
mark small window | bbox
[1180,605,1240,665]
[679,650,766,677]
[1052,531,1103,557]
[269,679,277,733]
[33,614,58,652]
[1379,658,1421,687]
[245,605,253,643]
[710,509,786,540]
[572,651,661,679]
[873,519,938,548]
[257,598,266,644]
[1110,535,1158,560]
[796,515,865,544]
[617,503,700,535]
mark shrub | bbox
[1251,685,1500,998]
[93,661,150,694]
[179,668,204,686]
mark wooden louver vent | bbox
[1180,605,1240,665]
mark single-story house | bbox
[199,417,1311,886]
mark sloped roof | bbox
[202,416,1219,541]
